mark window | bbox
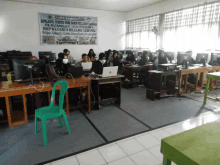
[126,15,159,49]
[163,2,220,52]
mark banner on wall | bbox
[38,13,98,45]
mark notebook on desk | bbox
[99,66,118,78]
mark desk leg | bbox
[195,73,199,90]
[91,80,99,110]
[22,94,28,124]
[178,73,182,96]
[48,91,51,104]
[5,96,12,127]
[65,90,69,115]
[184,74,188,93]
[163,155,171,165]
[204,77,210,104]
[114,82,121,106]
[88,81,91,114]
[200,72,204,88]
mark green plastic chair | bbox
[35,80,71,146]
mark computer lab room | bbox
[1,0,220,165]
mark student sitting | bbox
[125,52,136,65]
[63,49,74,64]
[79,54,91,66]
[113,51,126,75]
[91,53,108,76]
[55,53,64,74]
[138,54,148,66]
[154,50,168,69]
[105,49,112,61]
[88,49,96,60]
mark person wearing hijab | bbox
[125,52,135,65]
[154,50,168,69]
[88,49,96,60]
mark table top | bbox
[161,123,220,165]
[207,72,220,77]
[125,63,153,68]
[0,76,90,93]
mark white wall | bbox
[0,1,126,61]
[126,0,217,21]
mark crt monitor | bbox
[13,59,46,82]
[177,53,192,65]
[196,53,208,64]
[164,52,174,63]
[8,55,31,71]
[150,52,158,62]
[209,53,220,64]
[39,53,56,64]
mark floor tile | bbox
[150,129,172,141]
[135,134,160,149]
[98,144,127,163]
[175,118,203,130]
[76,149,106,165]
[130,150,161,165]
[52,156,79,165]
[163,125,186,135]
[118,139,145,155]
[148,145,163,161]
[108,157,135,165]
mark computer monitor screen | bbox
[210,53,220,64]
[177,53,192,65]
[8,55,31,71]
[196,53,208,64]
[138,52,143,56]
[13,59,46,81]
[20,52,32,57]
[164,52,174,63]
[50,53,56,62]
[38,52,52,56]
[39,53,56,63]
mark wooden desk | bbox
[147,70,180,100]
[90,75,124,110]
[178,66,220,95]
[0,76,91,127]
[125,64,154,88]
[161,123,220,165]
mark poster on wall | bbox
[38,13,98,45]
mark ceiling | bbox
[11,0,164,12]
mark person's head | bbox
[63,49,70,55]
[58,53,64,59]
[30,56,37,60]
[113,51,118,59]
[99,53,106,64]
[89,49,94,55]
[63,55,68,64]
[82,54,88,62]
[158,50,165,58]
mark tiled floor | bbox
[47,110,220,165]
